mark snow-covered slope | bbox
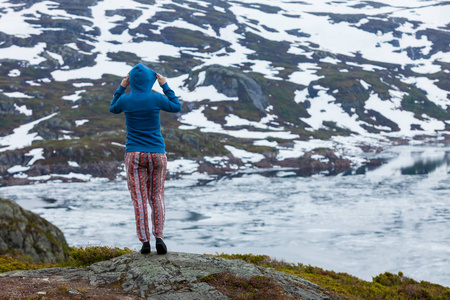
[0,0,449,183]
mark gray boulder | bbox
[0,198,69,263]
[187,65,270,114]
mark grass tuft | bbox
[200,272,289,300]
[0,246,134,273]
[215,253,450,300]
[67,246,134,267]
[0,254,58,273]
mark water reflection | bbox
[401,152,450,175]
[345,147,449,176]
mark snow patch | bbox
[401,76,449,110]
[185,84,239,102]
[225,114,282,131]
[180,106,299,139]
[301,88,366,134]
[26,81,41,86]
[73,82,94,88]
[204,156,229,168]
[251,60,283,80]
[28,175,52,181]
[14,103,32,116]
[62,90,86,102]
[197,71,206,86]
[68,161,80,168]
[8,69,21,77]
[311,154,330,163]
[289,63,323,86]
[294,88,309,104]
[167,159,199,174]
[254,140,278,147]
[26,148,45,165]
[75,119,89,126]
[7,165,30,174]
[224,145,265,163]
[360,80,370,90]
[320,57,340,64]
[47,51,64,65]
[411,62,442,74]
[0,113,58,153]
[277,139,334,160]
[213,6,226,13]
[51,172,92,181]
[346,62,385,71]
[192,12,206,17]
[365,92,445,135]
[0,43,47,65]
[111,142,126,148]
[4,92,34,99]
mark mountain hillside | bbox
[0,0,449,184]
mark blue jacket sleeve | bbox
[158,83,182,113]
[110,85,126,114]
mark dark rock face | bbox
[188,65,269,113]
[0,98,19,115]
[1,252,338,300]
[0,198,69,263]
[275,149,352,176]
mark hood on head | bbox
[129,63,157,92]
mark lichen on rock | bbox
[0,198,69,263]
[1,252,337,299]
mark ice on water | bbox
[0,146,449,287]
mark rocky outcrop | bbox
[187,65,270,114]
[0,198,69,263]
[1,252,338,300]
[0,97,20,116]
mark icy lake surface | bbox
[1,145,449,286]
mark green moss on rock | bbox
[0,198,70,263]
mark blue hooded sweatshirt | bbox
[110,64,181,153]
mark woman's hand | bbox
[156,74,167,86]
[121,74,130,88]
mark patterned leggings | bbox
[125,152,167,243]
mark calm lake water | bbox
[1,145,449,286]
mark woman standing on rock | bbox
[110,64,181,255]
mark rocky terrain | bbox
[1,252,338,299]
[0,0,449,185]
[0,196,336,299]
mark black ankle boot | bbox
[141,241,151,254]
[156,238,167,255]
